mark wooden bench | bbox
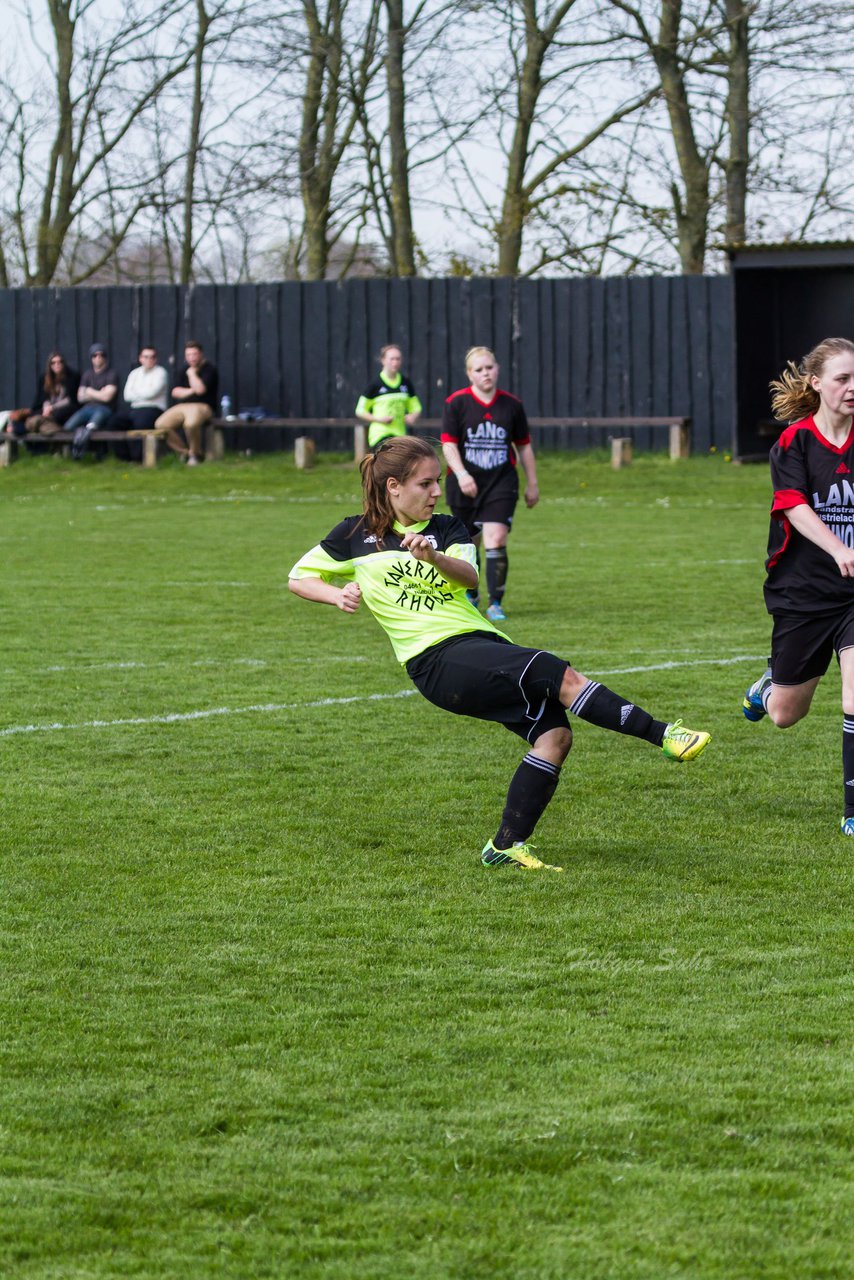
[1,415,690,470]
[0,429,162,467]
[208,415,690,470]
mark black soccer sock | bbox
[843,715,854,818]
[486,547,508,604]
[568,679,666,746]
[494,753,561,848]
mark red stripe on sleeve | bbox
[771,488,808,516]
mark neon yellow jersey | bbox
[289,513,507,665]
[355,371,423,448]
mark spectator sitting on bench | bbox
[153,339,218,466]
[109,344,168,432]
[9,351,80,435]
[64,343,119,459]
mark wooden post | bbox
[0,436,17,467]
[142,433,159,468]
[294,436,316,470]
[610,436,633,469]
[669,421,690,460]
[353,423,367,463]
[206,423,225,462]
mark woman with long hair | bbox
[24,351,80,434]
[742,336,854,834]
[290,436,710,872]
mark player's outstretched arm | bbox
[288,576,362,612]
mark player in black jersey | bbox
[290,437,710,872]
[441,346,538,622]
[742,337,854,835]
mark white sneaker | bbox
[186,454,199,466]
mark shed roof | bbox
[727,241,854,269]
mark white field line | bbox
[37,655,366,675]
[1,654,765,739]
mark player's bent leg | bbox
[560,665,710,760]
[764,678,819,729]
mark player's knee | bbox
[559,666,587,705]
[532,725,572,764]
[768,704,805,729]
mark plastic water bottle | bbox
[220,394,233,420]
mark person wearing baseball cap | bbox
[64,342,119,458]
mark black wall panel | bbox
[0,276,737,452]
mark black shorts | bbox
[446,469,519,538]
[406,632,570,743]
[770,604,854,684]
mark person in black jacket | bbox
[23,352,80,434]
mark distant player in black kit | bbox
[441,346,538,622]
[742,337,854,835]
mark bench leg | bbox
[669,423,690,460]
[353,423,367,463]
[294,436,316,470]
[142,433,159,468]
[611,436,633,470]
[206,425,225,462]
[0,436,17,467]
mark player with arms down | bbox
[442,346,538,622]
[355,344,422,451]
[289,437,711,872]
[742,336,854,835]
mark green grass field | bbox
[1,449,851,1279]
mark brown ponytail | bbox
[770,337,854,421]
[360,437,438,543]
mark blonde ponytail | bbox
[770,337,854,421]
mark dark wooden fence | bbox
[0,276,734,453]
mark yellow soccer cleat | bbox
[481,840,563,872]
[661,719,711,762]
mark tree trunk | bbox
[35,0,76,284]
[180,0,210,285]
[299,0,344,280]
[723,0,749,246]
[496,3,545,277]
[653,0,708,273]
[385,0,415,275]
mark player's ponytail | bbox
[770,337,854,421]
[360,436,438,543]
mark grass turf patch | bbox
[1,450,851,1277]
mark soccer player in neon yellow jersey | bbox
[289,438,710,872]
[355,344,422,450]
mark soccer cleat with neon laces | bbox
[661,719,711,762]
[743,667,772,721]
[486,601,507,622]
[840,817,854,836]
[481,839,563,872]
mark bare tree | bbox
[0,0,208,285]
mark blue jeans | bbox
[65,404,113,432]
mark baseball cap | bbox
[89,342,107,357]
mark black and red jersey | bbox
[765,414,854,613]
[441,387,530,478]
